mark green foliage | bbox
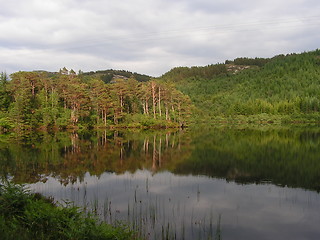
[171,49,320,121]
[55,109,72,129]
[226,57,270,66]
[160,63,228,82]
[0,183,138,240]
[0,117,15,132]
[0,72,11,112]
[0,183,31,218]
[3,69,190,131]
[81,69,151,83]
[123,114,180,128]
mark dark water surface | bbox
[1,126,320,239]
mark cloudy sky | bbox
[1,0,320,76]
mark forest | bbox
[0,68,192,132]
[167,49,320,122]
[1,49,320,132]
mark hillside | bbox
[159,49,320,122]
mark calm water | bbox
[1,126,320,239]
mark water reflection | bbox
[1,126,320,239]
[1,126,320,191]
[0,129,190,184]
[29,171,320,240]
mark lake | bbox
[1,125,320,239]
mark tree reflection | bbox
[0,129,190,185]
[1,126,320,191]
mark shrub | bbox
[0,183,138,240]
[0,117,15,133]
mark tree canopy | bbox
[0,69,191,132]
[166,49,320,121]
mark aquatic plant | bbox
[85,186,222,240]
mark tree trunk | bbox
[104,109,107,126]
[158,136,162,167]
[114,114,118,124]
[158,86,162,117]
[31,82,35,97]
[120,94,123,114]
[165,105,169,120]
[142,101,146,115]
[145,98,149,115]
[152,135,157,171]
[151,82,156,119]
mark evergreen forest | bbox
[166,49,320,122]
[1,49,320,132]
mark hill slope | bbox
[159,49,320,121]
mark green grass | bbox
[0,182,139,240]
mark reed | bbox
[84,186,222,240]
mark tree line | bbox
[2,49,320,131]
[82,69,151,83]
[0,69,192,132]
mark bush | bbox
[0,117,15,133]
[0,183,138,240]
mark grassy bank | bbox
[0,182,139,240]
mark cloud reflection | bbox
[29,170,320,240]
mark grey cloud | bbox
[170,0,260,14]
[0,0,319,76]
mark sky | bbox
[0,0,320,77]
